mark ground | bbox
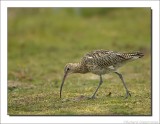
[8,8,151,115]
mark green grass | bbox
[8,8,151,115]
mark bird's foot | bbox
[124,91,131,99]
[87,95,96,100]
[91,96,96,99]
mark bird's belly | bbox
[89,66,116,75]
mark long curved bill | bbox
[60,71,68,98]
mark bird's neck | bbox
[73,62,88,74]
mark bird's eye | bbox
[67,68,70,71]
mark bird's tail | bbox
[125,51,144,60]
[117,51,144,61]
[131,51,144,58]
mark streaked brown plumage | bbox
[60,50,144,99]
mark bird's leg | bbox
[115,72,131,98]
[91,75,103,99]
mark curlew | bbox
[60,50,144,99]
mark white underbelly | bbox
[89,65,118,75]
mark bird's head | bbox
[60,63,78,98]
[64,63,77,75]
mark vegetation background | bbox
[8,8,151,115]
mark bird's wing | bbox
[81,50,133,68]
[81,50,113,67]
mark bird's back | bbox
[81,50,143,75]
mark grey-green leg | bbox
[115,72,131,98]
[91,75,103,99]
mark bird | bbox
[60,49,144,99]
